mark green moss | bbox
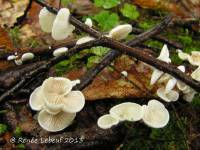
[8,26,21,47]
[138,19,160,30]
[14,126,22,138]
[0,124,7,134]
[145,40,163,49]
[122,112,188,150]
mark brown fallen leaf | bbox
[0,0,29,28]
[132,0,200,19]
[64,55,154,101]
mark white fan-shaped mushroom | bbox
[158,73,171,83]
[164,66,185,93]
[157,44,171,63]
[150,69,163,85]
[76,36,95,45]
[62,91,85,113]
[157,87,179,102]
[177,81,188,91]
[108,24,132,40]
[38,110,76,132]
[21,53,34,62]
[178,51,189,61]
[183,88,197,102]
[42,77,73,113]
[150,44,171,85]
[71,79,81,87]
[188,51,200,66]
[52,8,75,40]
[7,55,17,61]
[109,102,143,122]
[85,18,93,27]
[53,47,68,57]
[97,114,119,129]
[29,87,44,111]
[142,100,169,128]
[191,66,200,81]
[165,78,177,93]
[14,59,23,65]
[39,7,56,33]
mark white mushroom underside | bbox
[97,114,119,129]
[109,102,143,121]
[38,110,76,132]
[29,86,44,111]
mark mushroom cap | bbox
[53,47,68,57]
[7,55,17,61]
[157,44,171,63]
[183,88,197,102]
[52,8,75,40]
[109,102,143,122]
[177,65,185,72]
[41,77,73,113]
[71,79,81,87]
[165,78,177,93]
[178,51,189,60]
[29,86,44,111]
[157,73,170,84]
[39,7,56,33]
[97,114,119,129]
[176,81,188,91]
[191,66,200,82]
[14,59,23,66]
[150,69,163,85]
[85,18,93,27]
[38,110,76,132]
[142,100,169,128]
[76,36,95,45]
[62,91,85,113]
[21,53,34,62]
[108,24,132,40]
[188,51,200,66]
[157,87,179,102]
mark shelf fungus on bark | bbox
[29,77,85,132]
[108,24,132,40]
[150,44,171,85]
[52,8,75,40]
[39,7,56,33]
[142,100,169,128]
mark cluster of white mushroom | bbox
[150,44,197,102]
[178,50,200,82]
[29,77,84,132]
[97,100,169,129]
[7,52,34,65]
[39,7,75,40]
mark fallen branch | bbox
[35,0,200,92]
[0,39,102,103]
